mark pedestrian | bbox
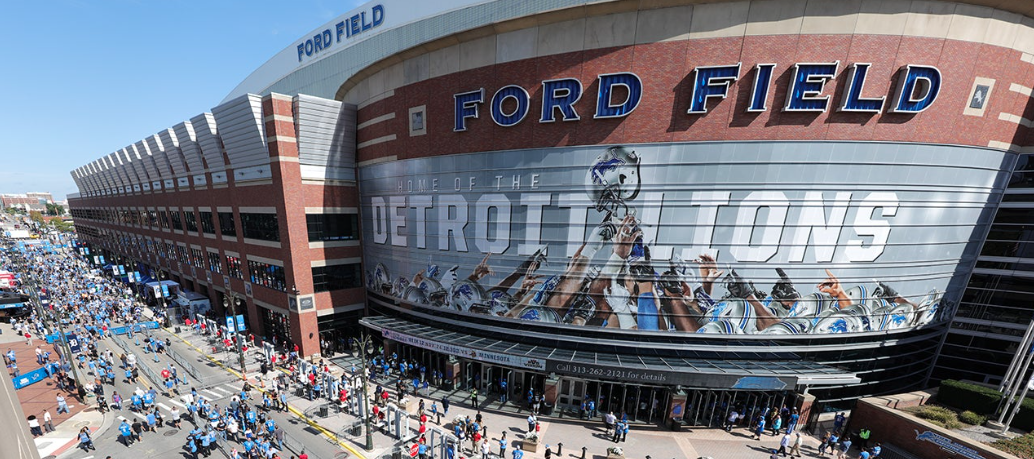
[43,411,54,432]
[527,414,536,433]
[611,420,623,442]
[778,432,792,457]
[499,431,508,457]
[790,432,803,458]
[78,427,96,451]
[753,417,767,440]
[442,396,450,415]
[481,435,491,459]
[56,394,70,414]
[818,431,830,456]
[839,437,853,459]
[131,419,144,443]
[119,419,134,447]
[27,416,42,437]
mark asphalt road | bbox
[56,332,349,459]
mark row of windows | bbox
[240,213,279,242]
[248,260,287,292]
[71,209,356,247]
[312,264,363,292]
[79,223,356,292]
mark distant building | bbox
[0,193,50,212]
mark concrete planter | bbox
[523,437,538,452]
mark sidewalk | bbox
[0,323,107,458]
[154,324,828,459]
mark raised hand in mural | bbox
[612,214,642,261]
[694,254,723,297]
[469,254,494,282]
[817,269,852,308]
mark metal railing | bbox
[109,334,163,389]
[165,344,209,385]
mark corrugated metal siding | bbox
[145,136,173,179]
[119,149,141,185]
[211,94,268,169]
[158,128,188,177]
[174,121,206,173]
[134,141,160,181]
[294,94,357,174]
[190,113,226,172]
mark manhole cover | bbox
[335,453,350,459]
[75,421,90,428]
[164,430,179,437]
[43,456,56,459]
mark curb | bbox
[166,329,369,459]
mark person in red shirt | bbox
[299,452,308,459]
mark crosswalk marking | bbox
[132,412,147,420]
[168,399,187,408]
[117,415,127,421]
[213,386,234,395]
[202,389,222,398]
[157,402,172,412]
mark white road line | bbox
[213,386,234,395]
[157,402,172,412]
[169,399,187,408]
[133,412,147,420]
[117,415,127,421]
[202,389,222,398]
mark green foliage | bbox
[959,410,986,425]
[991,432,1034,459]
[938,380,1002,414]
[911,405,963,429]
[44,203,64,216]
[28,211,44,224]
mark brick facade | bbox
[356,34,1033,163]
[68,94,365,357]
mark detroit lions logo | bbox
[590,158,624,185]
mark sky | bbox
[0,0,361,201]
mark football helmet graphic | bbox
[402,285,428,305]
[586,146,641,214]
[697,319,746,334]
[373,263,392,294]
[449,279,485,312]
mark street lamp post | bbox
[357,331,375,451]
[223,291,248,377]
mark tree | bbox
[29,211,44,224]
[44,203,64,216]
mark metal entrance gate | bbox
[684,389,796,428]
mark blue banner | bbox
[226,316,236,333]
[67,333,81,353]
[109,321,161,336]
[13,364,58,389]
[161,284,170,298]
[236,315,246,331]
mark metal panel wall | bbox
[211,94,269,169]
[145,136,173,179]
[173,121,206,173]
[158,128,188,177]
[133,142,159,181]
[190,113,226,172]
[293,94,357,181]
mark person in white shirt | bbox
[43,410,54,433]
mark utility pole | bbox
[358,331,375,451]
[223,291,248,377]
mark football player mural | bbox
[359,142,994,336]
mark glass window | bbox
[208,252,223,274]
[247,260,286,292]
[190,248,205,269]
[170,211,183,231]
[218,212,237,237]
[306,214,359,242]
[158,211,170,230]
[312,263,363,292]
[226,255,243,279]
[240,213,280,242]
[184,211,198,233]
[199,211,216,234]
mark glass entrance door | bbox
[557,377,586,413]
